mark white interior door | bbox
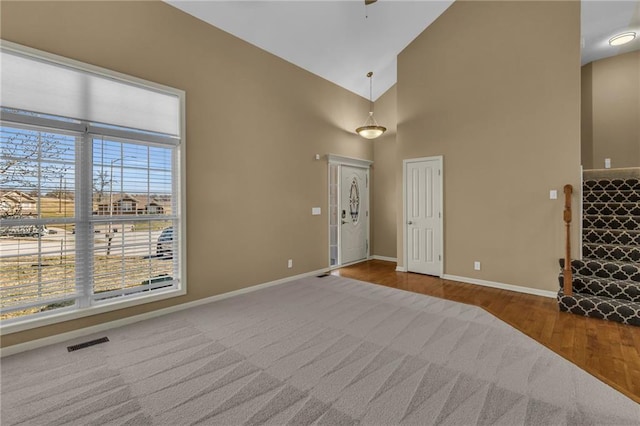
[340,165,369,264]
[406,158,442,276]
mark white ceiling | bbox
[167,0,640,101]
[581,1,640,65]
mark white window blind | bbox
[0,126,78,314]
[0,41,184,329]
[0,47,181,137]
[90,137,179,303]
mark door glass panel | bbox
[329,164,339,266]
[349,177,360,223]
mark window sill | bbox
[0,286,186,336]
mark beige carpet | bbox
[2,275,639,425]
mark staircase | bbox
[557,168,640,326]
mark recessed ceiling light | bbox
[609,32,636,46]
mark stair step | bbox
[583,228,640,246]
[583,178,640,191]
[557,290,640,326]
[583,215,640,231]
[583,203,640,216]
[583,190,640,204]
[558,273,640,302]
[559,169,640,325]
[559,258,640,282]
[583,243,640,263]
[583,168,640,182]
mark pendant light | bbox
[356,71,386,139]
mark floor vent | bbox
[67,337,109,352]
[317,273,330,278]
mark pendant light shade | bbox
[356,112,386,139]
[356,71,386,139]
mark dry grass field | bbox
[0,254,173,320]
[39,196,75,219]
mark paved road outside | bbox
[0,228,165,258]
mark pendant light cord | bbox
[368,71,374,113]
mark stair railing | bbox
[563,184,573,296]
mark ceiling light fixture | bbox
[356,72,386,139]
[609,32,636,46]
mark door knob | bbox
[342,220,349,225]
[407,221,413,225]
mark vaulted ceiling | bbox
[167,1,640,101]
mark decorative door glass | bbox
[349,178,360,223]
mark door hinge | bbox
[438,169,441,176]
[366,240,369,252]
[439,255,442,261]
[439,212,441,218]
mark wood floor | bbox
[333,259,640,404]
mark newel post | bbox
[563,184,573,296]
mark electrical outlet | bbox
[287,259,293,268]
[474,261,481,271]
[605,158,611,169]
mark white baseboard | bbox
[442,274,557,299]
[1,267,329,357]
[395,266,407,272]
[370,255,397,262]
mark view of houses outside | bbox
[1,125,176,320]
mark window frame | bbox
[0,41,186,335]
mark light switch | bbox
[312,207,321,215]
[550,190,558,200]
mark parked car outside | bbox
[157,227,173,259]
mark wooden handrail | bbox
[563,184,573,296]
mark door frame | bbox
[402,156,444,277]
[327,154,372,268]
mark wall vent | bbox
[67,337,109,352]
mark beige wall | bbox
[581,63,594,169]
[371,85,398,259]
[585,51,640,169]
[396,1,581,292]
[1,1,371,347]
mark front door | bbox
[340,165,369,264]
[406,157,442,276]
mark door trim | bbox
[402,156,444,277]
[327,154,373,168]
[327,154,372,267]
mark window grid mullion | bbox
[75,130,93,309]
[172,145,180,282]
[36,132,43,299]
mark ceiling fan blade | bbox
[365,0,378,5]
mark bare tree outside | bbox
[1,128,74,231]
[93,170,114,203]
[0,131,72,191]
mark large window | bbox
[0,42,185,330]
